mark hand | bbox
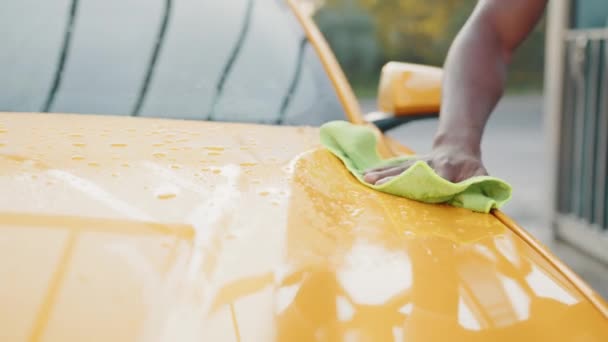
[363,145,487,185]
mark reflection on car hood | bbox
[0,112,606,341]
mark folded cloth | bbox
[319,121,512,213]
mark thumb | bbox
[434,165,458,183]
[472,166,488,177]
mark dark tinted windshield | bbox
[0,0,345,125]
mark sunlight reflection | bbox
[500,275,530,323]
[337,240,412,305]
[336,296,355,321]
[398,303,413,316]
[473,244,498,262]
[458,295,481,331]
[275,283,301,315]
[526,265,578,305]
[495,236,520,267]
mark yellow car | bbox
[0,1,606,341]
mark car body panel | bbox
[1,112,607,341]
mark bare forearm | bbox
[433,0,546,157]
[365,0,547,184]
[433,17,507,156]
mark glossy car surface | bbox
[0,1,607,341]
[1,113,607,341]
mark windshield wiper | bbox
[132,0,173,116]
[276,37,307,125]
[206,0,255,121]
[42,0,79,112]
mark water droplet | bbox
[71,155,85,161]
[110,143,127,148]
[153,152,167,158]
[154,185,179,200]
[157,193,176,200]
[204,146,225,152]
[72,142,86,147]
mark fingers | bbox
[363,159,417,185]
[435,167,457,183]
[363,167,401,184]
[375,176,395,185]
[363,163,399,174]
[361,150,488,185]
[362,160,487,184]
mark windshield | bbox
[0,0,345,125]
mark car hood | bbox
[0,112,607,341]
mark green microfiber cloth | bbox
[319,121,512,213]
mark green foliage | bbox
[314,0,545,97]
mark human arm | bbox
[364,0,547,184]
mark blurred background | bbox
[311,0,608,298]
[313,0,545,97]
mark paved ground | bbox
[361,95,608,299]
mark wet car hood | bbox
[0,113,607,341]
